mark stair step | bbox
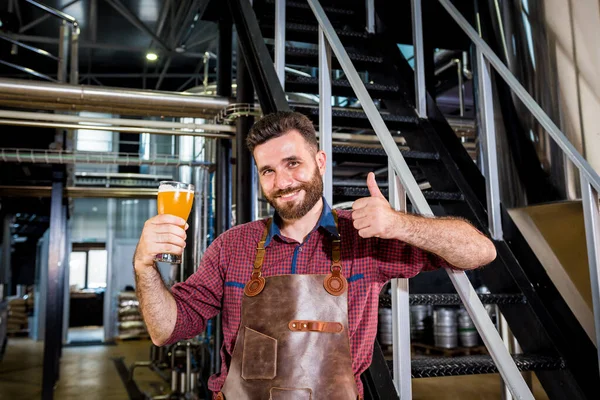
[270,46,384,69]
[379,293,527,307]
[263,0,355,16]
[286,75,399,97]
[389,354,565,378]
[332,146,439,160]
[291,105,420,130]
[261,22,370,44]
[333,186,464,201]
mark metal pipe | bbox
[25,0,78,25]
[0,78,231,118]
[438,0,600,194]
[389,167,411,398]
[306,0,534,398]
[274,0,286,88]
[318,27,333,205]
[70,25,79,85]
[0,186,158,198]
[366,0,375,34]
[0,119,234,138]
[0,148,212,167]
[580,173,600,369]
[0,109,236,132]
[410,0,427,117]
[476,48,503,240]
[0,32,59,60]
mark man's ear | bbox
[315,150,327,174]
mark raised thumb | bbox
[367,172,385,199]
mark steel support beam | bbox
[41,172,66,400]
[226,0,290,114]
[103,0,171,52]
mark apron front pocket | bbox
[269,387,312,400]
[241,327,277,380]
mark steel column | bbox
[410,0,426,118]
[388,166,411,399]
[217,18,233,98]
[476,48,503,240]
[366,0,375,34]
[226,0,290,114]
[235,36,257,225]
[580,174,600,373]
[274,0,286,88]
[41,173,66,400]
[318,28,332,205]
[1,214,11,298]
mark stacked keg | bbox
[378,308,393,347]
[410,304,432,343]
[457,307,479,347]
[433,308,458,348]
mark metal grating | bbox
[391,354,566,378]
[332,145,439,160]
[286,75,399,93]
[333,186,464,201]
[379,293,527,308]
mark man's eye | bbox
[289,161,299,167]
[262,169,273,176]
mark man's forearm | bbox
[393,213,497,269]
[134,264,178,346]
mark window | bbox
[69,245,108,290]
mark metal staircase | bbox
[216,0,600,398]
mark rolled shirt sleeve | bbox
[162,235,225,345]
[375,237,454,283]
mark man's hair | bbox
[246,111,318,153]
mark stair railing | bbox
[431,0,600,378]
[305,0,537,398]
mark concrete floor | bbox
[0,337,550,399]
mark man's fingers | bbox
[353,217,371,231]
[358,226,378,238]
[149,214,187,227]
[366,172,385,199]
[154,224,187,239]
[352,198,369,210]
[154,232,187,248]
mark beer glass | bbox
[155,181,195,264]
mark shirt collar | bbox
[265,197,340,247]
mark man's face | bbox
[253,130,326,220]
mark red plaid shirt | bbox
[164,200,449,396]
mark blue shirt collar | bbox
[265,197,340,247]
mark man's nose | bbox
[275,171,293,189]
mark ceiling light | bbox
[146,53,158,61]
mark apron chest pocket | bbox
[270,387,312,400]
[241,327,277,380]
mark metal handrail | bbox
[437,0,600,193]
[436,0,600,380]
[23,0,78,26]
[305,0,535,399]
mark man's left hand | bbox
[352,172,404,239]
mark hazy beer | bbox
[155,181,195,263]
[158,187,194,224]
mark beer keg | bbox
[433,307,457,348]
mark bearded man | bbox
[133,111,497,400]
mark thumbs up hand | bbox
[352,172,404,239]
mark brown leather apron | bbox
[217,211,360,400]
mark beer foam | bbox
[158,186,194,193]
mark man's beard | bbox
[264,168,323,220]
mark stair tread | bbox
[332,146,438,160]
[333,186,464,201]
[281,46,384,64]
[261,21,369,39]
[291,105,419,125]
[379,293,527,307]
[263,0,355,15]
[286,75,398,93]
[387,354,565,378]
